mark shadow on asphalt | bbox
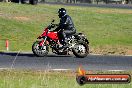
[0,52,72,57]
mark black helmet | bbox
[58,8,67,18]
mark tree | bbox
[40,0,45,2]
[73,0,77,3]
[66,0,76,3]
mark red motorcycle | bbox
[32,20,89,58]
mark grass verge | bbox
[0,70,131,88]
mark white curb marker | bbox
[108,70,125,72]
[51,69,72,71]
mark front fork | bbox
[39,36,47,46]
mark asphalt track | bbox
[0,52,132,71]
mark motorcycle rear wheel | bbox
[72,42,89,58]
[32,41,49,57]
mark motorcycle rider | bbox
[55,8,76,49]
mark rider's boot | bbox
[63,38,68,51]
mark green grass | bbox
[0,70,131,88]
[0,3,132,54]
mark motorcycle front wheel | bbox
[32,41,49,57]
[72,42,89,58]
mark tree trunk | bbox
[41,0,45,2]
[73,0,77,3]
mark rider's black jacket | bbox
[56,15,75,31]
[55,15,76,45]
[60,15,74,30]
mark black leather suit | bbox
[55,15,76,44]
